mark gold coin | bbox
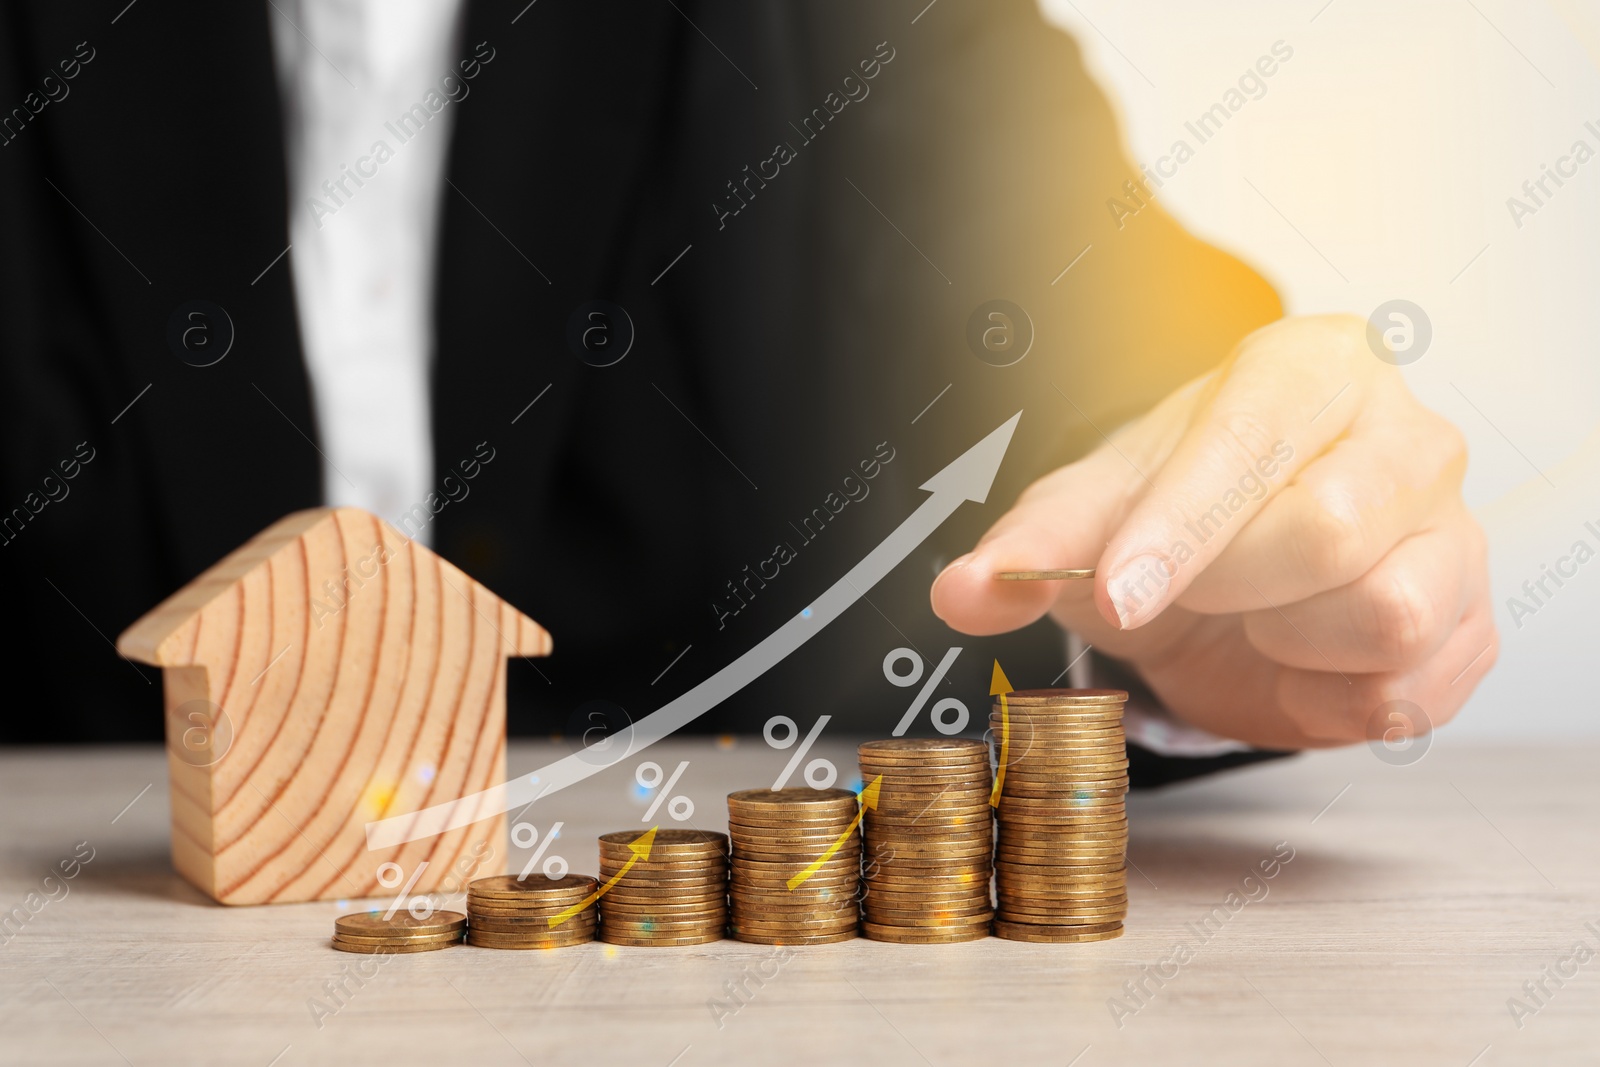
[728,786,858,808]
[859,738,989,757]
[872,783,993,797]
[865,861,993,878]
[468,919,596,935]
[600,879,728,893]
[993,860,1124,875]
[996,819,1128,833]
[734,876,858,892]
[467,874,597,898]
[994,844,1126,857]
[998,804,1127,818]
[992,920,1123,943]
[1004,689,1127,705]
[995,845,1125,859]
[727,823,857,839]
[993,569,1095,581]
[731,837,859,854]
[727,919,860,937]
[862,903,993,921]
[733,860,859,877]
[998,906,1127,924]
[730,928,858,945]
[465,908,591,922]
[859,910,993,928]
[599,930,725,946]
[868,796,994,812]
[466,935,594,950]
[466,893,594,908]
[469,920,598,937]
[734,866,857,885]
[994,884,1127,901]
[865,819,992,835]
[600,828,728,847]
[732,790,864,812]
[599,911,725,926]
[334,911,467,938]
[861,922,990,944]
[330,930,466,947]
[470,902,601,921]
[864,884,993,902]
[598,899,727,915]
[1002,757,1130,771]
[598,867,728,883]
[866,853,993,869]
[866,844,991,860]
[998,783,1128,799]
[995,801,1126,814]
[991,716,1126,731]
[332,937,463,954]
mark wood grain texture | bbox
[0,739,1595,1067]
[115,507,550,905]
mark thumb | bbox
[930,449,1135,636]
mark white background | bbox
[1041,0,1600,737]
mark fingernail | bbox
[1106,553,1173,629]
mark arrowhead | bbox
[918,412,1022,504]
[859,775,883,809]
[629,826,659,860]
[990,660,1013,696]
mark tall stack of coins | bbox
[990,688,1129,943]
[597,829,728,946]
[332,910,465,953]
[465,875,598,949]
[727,788,861,945]
[857,739,995,944]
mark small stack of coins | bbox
[991,688,1129,943]
[597,829,728,946]
[727,788,861,945]
[465,874,598,949]
[332,910,465,953]
[857,739,995,944]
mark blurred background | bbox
[1045,0,1600,737]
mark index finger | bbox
[1095,315,1371,630]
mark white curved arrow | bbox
[365,412,1021,850]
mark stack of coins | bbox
[331,910,465,953]
[727,788,861,945]
[465,874,598,949]
[857,739,995,944]
[990,688,1129,943]
[597,829,728,946]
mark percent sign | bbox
[635,761,695,822]
[511,821,569,880]
[884,646,969,735]
[764,715,837,789]
[375,860,434,920]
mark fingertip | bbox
[931,544,1056,636]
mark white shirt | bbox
[269,0,464,538]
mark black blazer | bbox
[0,0,1282,783]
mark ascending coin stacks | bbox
[858,738,995,944]
[991,688,1130,943]
[597,828,729,946]
[727,788,862,945]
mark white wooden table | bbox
[1,737,1595,1066]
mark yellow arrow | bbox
[989,660,1013,807]
[549,826,657,927]
[786,776,882,890]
